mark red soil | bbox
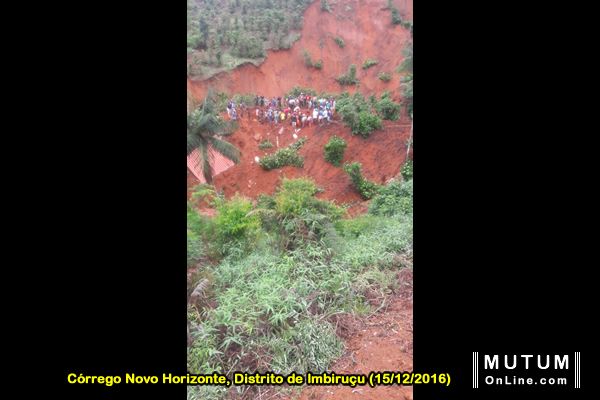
[202,112,411,215]
[188,2,414,398]
[187,0,414,211]
[188,0,412,99]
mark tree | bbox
[187,91,241,183]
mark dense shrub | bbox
[334,36,345,48]
[215,196,259,240]
[391,7,403,25]
[378,71,392,82]
[274,178,319,217]
[214,195,261,256]
[336,92,382,138]
[357,112,382,136]
[321,0,331,12]
[336,64,359,86]
[343,162,381,199]
[259,138,307,170]
[259,148,304,170]
[401,159,413,180]
[232,36,265,59]
[369,179,413,216]
[324,136,347,166]
[258,139,273,150]
[375,92,401,120]
[362,59,379,69]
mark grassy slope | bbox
[187,178,413,400]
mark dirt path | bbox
[285,269,413,400]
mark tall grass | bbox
[187,177,413,399]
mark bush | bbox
[391,7,403,25]
[375,92,401,120]
[287,86,317,98]
[215,196,260,245]
[357,112,382,137]
[259,140,273,150]
[343,162,381,199]
[303,50,313,67]
[336,92,382,138]
[320,0,331,12]
[369,179,413,216]
[324,136,347,166]
[259,138,307,170]
[260,148,304,170]
[401,159,413,180]
[303,50,323,70]
[336,64,359,86]
[275,178,319,217]
[289,137,307,151]
[362,59,378,69]
[334,36,345,48]
[378,72,392,82]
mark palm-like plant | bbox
[187,91,240,183]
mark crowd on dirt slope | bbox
[226,93,336,129]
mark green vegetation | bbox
[303,50,323,70]
[336,92,401,136]
[214,195,261,256]
[336,92,382,138]
[187,0,313,78]
[232,93,255,106]
[334,36,345,48]
[391,6,403,25]
[362,59,379,70]
[343,162,381,199]
[321,0,331,12]
[375,91,401,121]
[324,136,347,166]
[259,138,307,170]
[286,86,317,98]
[187,177,413,399]
[387,0,402,25]
[401,159,413,181]
[187,91,240,183]
[258,139,274,150]
[378,72,392,82]
[369,178,413,216]
[336,64,359,86]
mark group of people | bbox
[225,100,249,121]
[227,93,336,129]
[253,94,336,128]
